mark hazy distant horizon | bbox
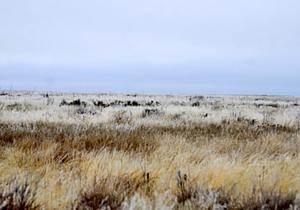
[1,0,300,95]
[1,64,299,96]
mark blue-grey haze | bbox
[0,0,299,95]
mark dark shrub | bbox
[141,109,160,118]
[93,100,109,108]
[109,100,124,106]
[74,176,144,210]
[145,100,160,106]
[124,101,140,107]
[60,99,87,107]
[189,95,204,101]
[0,183,39,210]
[6,103,23,111]
[192,102,201,107]
[0,92,8,96]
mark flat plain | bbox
[0,91,300,209]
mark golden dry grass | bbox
[0,119,300,209]
[1,93,300,209]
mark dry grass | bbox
[0,93,300,209]
[1,121,299,209]
[0,182,39,210]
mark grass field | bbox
[0,91,300,209]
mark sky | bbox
[0,0,300,95]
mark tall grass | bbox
[1,93,300,209]
[0,120,299,209]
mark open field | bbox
[1,91,300,209]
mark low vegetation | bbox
[0,92,300,209]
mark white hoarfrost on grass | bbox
[0,91,299,126]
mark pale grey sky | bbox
[0,0,299,95]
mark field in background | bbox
[0,91,300,209]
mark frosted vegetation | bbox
[0,91,300,209]
[1,91,299,126]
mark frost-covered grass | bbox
[0,91,300,209]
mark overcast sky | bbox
[0,0,299,95]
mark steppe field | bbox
[1,91,300,210]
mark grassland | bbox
[0,91,300,209]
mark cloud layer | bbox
[1,0,300,95]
